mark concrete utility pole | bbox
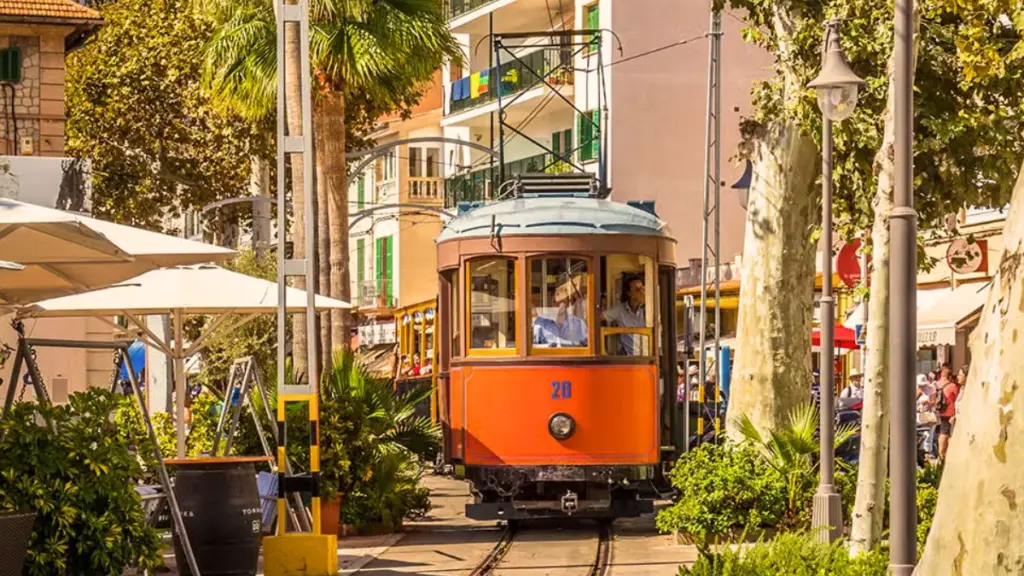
[695,7,722,447]
[888,0,918,571]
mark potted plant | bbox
[0,511,36,575]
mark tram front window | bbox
[468,258,517,352]
[600,254,654,356]
[529,256,590,349]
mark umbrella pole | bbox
[173,310,186,458]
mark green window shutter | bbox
[385,237,394,305]
[356,239,365,297]
[552,131,561,157]
[357,176,365,209]
[0,48,21,83]
[586,5,600,53]
[563,129,572,158]
[579,112,597,162]
[590,110,600,161]
[375,237,382,288]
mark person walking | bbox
[839,370,864,399]
[917,373,939,459]
[937,366,959,461]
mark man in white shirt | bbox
[840,370,864,399]
[603,276,646,355]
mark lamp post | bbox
[889,0,917,572]
[807,19,865,543]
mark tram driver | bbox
[533,299,588,347]
[603,274,646,355]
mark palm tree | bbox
[201,0,460,359]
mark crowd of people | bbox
[917,363,967,461]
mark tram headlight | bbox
[548,413,575,440]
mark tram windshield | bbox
[600,254,654,356]
[467,258,517,352]
[529,256,590,350]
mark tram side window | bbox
[468,258,517,351]
[599,254,654,356]
[529,256,590,349]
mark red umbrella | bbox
[812,325,860,350]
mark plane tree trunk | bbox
[915,159,1024,574]
[726,8,819,438]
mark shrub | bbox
[916,463,942,548]
[678,532,888,576]
[0,389,161,575]
[656,442,788,547]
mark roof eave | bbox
[0,15,103,52]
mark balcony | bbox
[444,153,572,207]
[358,279,395,310]
[447,47,573,117]
[445,0,497,20]
[408,176,442,201]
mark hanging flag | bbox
[478,69,490,95]
[470,72,481,98]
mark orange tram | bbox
[434,175,680,520]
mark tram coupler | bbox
[561,490,579,515]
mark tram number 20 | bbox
[550,380,572,400]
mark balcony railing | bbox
[408,176,442,200]
[448,47,574,116]
[358,279,395,309]
[445,0,499,20]
[444,153,573,207]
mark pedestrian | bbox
[937,366,959,460]
[955,365,968,416]
[916,374,938,458]
[839,370,864,399]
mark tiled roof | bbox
[0,0,102,21]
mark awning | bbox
[917,282,990,347]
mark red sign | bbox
[947,238,987,275]
[836,239,870,288]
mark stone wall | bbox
[0,31,65,157]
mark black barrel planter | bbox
[166,456,272,576]
[0,511,36,575]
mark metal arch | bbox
[201,196,275,214]
[346,137,498,178]
[349,203,454,228]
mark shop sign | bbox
[916,327,953,348]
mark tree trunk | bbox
[315,124,332,370]
[250,156,271,258]
[318,90,353,352]
[284,21,308,379]
[725,9,819,438]
[849,11,919,554]
[915,161,1024,574]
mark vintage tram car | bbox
[434,175,680,520]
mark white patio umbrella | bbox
[0,198,234,305]
[21,265,351,456]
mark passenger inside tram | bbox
[599,254,653,356]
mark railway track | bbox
[470,521,612,576]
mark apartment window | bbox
[377,151,397,182]
[551,129,572,161]
[577,110,600,163]
[375,235,394,307]
[356,238,365,297]
[584,4,600,54]
[356,175,366,210]
[0,48,21,83]
[409,147,422,177]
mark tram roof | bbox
[437,196,673,242]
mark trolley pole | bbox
[695,8,722,447]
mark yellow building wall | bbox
[398,214,442,307]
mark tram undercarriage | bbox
[461,465,661,520]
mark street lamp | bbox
[807,18,865,543]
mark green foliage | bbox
[726,0,1024,238]
[678,532,888,576]
[0,390,161,575]
[201,0,462,123]
[916,463,942,548]
[656,442,789,547]
[66,0,270,229]
[734,404,856,523]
